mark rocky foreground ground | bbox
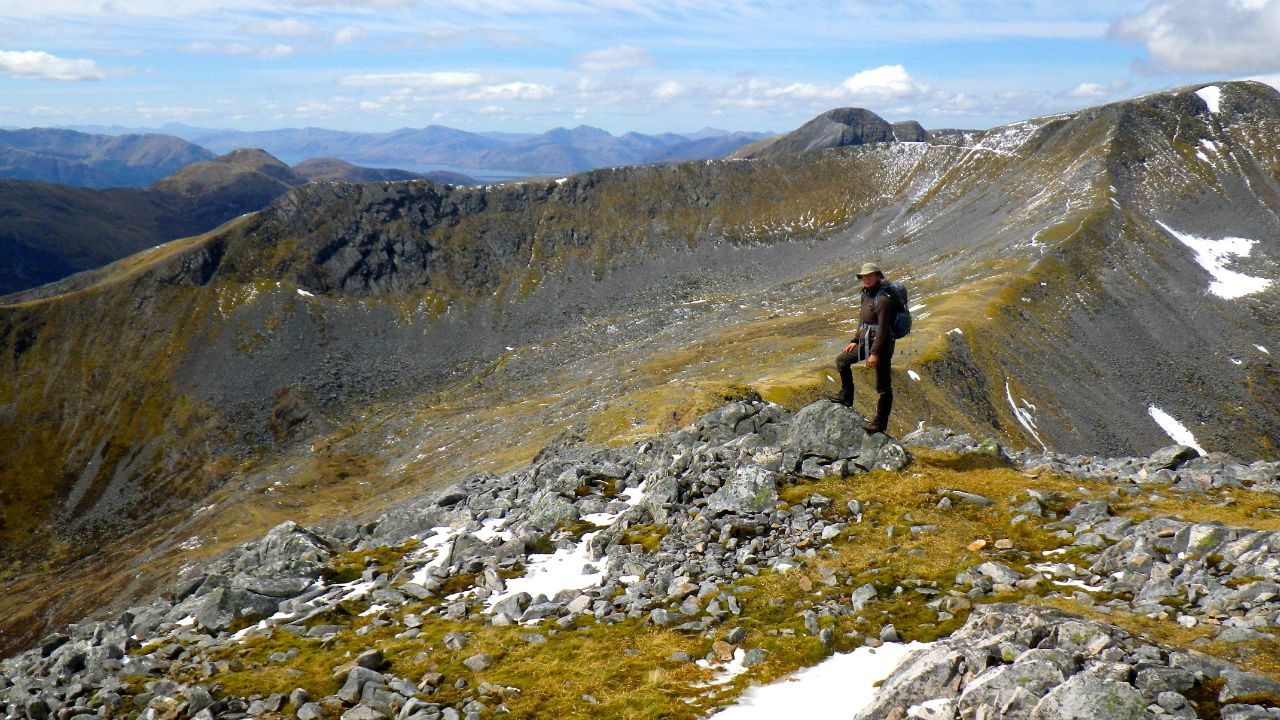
[5,400,1280,719]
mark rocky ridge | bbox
[4,399,1280,719]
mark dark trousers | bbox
[836,347,893,421]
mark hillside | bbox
[1,80,1278,662]
[3,400,1280,719]
[0,128,214,188]
[0,149,305,295]
[292,158,476,185]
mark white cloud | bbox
[842,65,928,101]
[259,43,296,59]
[340,71,485,88]
[716,65,934,110]
[333,26,368,45]
[240,18,314,37]
[477,104,505,114]
[1111,0,1280,73]
[654,80,687,100]
[464,81,553,101]
[0,49,103,80]
[575,44,653,72]
[180,41,292,59]
[1068,82,1108,98]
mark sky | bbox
[3,1,1280,136]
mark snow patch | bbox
[1196,85,1221,114]
[1147,405,1207,455]
[484,533,606,614]
[1157,221,1272,299]
[696,648,750,687]
[710,642,931,719]
[1258,345,1271,354]
[297,288,314,298]
[947,328,963,336]
[907,370,921,381]
[1005,381,1047,452]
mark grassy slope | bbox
[123,452,1280,719]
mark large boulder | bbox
[229,521,338,578]
[704,465,780,515]
[780,401,910,476]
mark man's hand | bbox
[843,342,858,354]
[867,354,879,369]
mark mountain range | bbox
[0,128,214,189]
[73,123,773,179]
[1,79,1278,680]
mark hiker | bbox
[834,262,896,434]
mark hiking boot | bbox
[828,396,853,407]
[862,418,886,434]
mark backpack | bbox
[879,281,912,339]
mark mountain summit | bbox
[731,107,905,158]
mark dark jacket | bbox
[856,281,896,358]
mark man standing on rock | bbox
[833,262,896,434]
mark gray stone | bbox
[526,493,580,531]
[1148,445,1200,471]
[1220,670,1280,706]
[1029,674,1147,720]
[705,465,780,516]
[973,562,1023,585]
[489,593,531,621]
[341,706,388,720]
[356,649,386,671]
[851,584,877,612]
[185,686,214,714]
[338,668,386,704]
[958,660,1064,719]
[742,649,767,668]
[462,654,492,672]
[782,401,874,470]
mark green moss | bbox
[619,525,668,552]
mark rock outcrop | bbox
[857,604,1280,720]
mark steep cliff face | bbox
[1,81,1277,651]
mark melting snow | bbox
[1157,220,1272,299]
[1005,381,1047,452]
[484,534,605,613]
[947,328,963,336]
[709,642,931,719]
[1196,85,1222,114]
[408,527,462,586]
[297,288,314,298]
[1258,345,1271,354]
[697,648,750,687]
[472,518,513,543]
[1147,405,1207,455]
[907,370,921,381]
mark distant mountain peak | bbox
[730,107,904,159]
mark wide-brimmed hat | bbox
[856,262,884,277]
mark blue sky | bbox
[2,1,1280,135]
